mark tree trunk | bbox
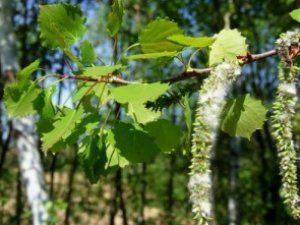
[0,1,49,224]
[228,137,240,225]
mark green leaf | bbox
[17,60,40,90]
[144,119,181,152]
[42,106,84,151]
[139,19,183,53]
[39,3,86,49]
[127,102,162,124]
[4,82,43,118]
[167,34,215,48]
[290,8,300,22]
[209,29,248,66]
[78,131,107,184]
[220,94,267,139]
[112,122,160,163]
[80,41,96,65]
[105,129,129,168]
[111,82,169,123]
[74,83,111,106]
[66,113,100,145]
[111,82,169,104]
[80,64,123,77]
[94,84,111,105]
[39,86,56,118]
[73,83,93,101]
[126,51,178,60]
[106,0,123,37]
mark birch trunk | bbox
[0,1,49,224]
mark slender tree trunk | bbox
[228,137,240,225]
[116,169,128,225]
[109,180,118,225]
[166,154,175,225]
[138,163,147,225]
[64,153,78,225]
[0,1,49,224]
[49,153,57,199]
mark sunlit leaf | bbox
[39,3,86,49]
[111,82,169,123]
[168,34,215,48]
[220,94,267,139]
[4,82,42,118]
[111,82,169,103]
[105,129,129,168]
[42,106,84,151]
[126,51,178,60]
[17,60,40,90]
[106,0,123,37]
[290,8,300,22]
[127,102,162,124]
[80,64,124,77]
[209,29,248,66]
[80,40,96,65]
[139,19,183,53]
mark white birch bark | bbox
[0,1,49,224]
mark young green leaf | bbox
[127,102,162,124]
[42,106,84,151]
[4,82,43,118]
[167,34,215,48]
[126,51,178,60]
[111,82,169,103]
[144,119,181,152]
[39,86,56,118]
[78,132,107,184]
[139,18,183,53]
[17,59,40,90]
[106,0,123,37]
[80,64,124,77]
[290,8,300,22]
[111,122,160,163]
[80,41,96,65]
[220,94,267,139]
[111,82,169,123]
[105,129,129,168]
[39,3,86,49]
[209,29,248,66]
[66,113,100,145]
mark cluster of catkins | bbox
[271,30,300,218]
[189,61,241,224]
[189,29,300,224]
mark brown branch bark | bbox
[166,49,277,83]
[53,49,280,86]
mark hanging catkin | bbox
[271,30,300,218]
[189,61,241,224]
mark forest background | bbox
[1,0,300,225]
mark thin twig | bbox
[55,74,134,84]
[51,49,282,85]
[166,49,278,83]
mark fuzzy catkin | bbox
[189,61,241,224]
[271,30,300,218]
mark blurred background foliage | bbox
[1,0,300,224]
